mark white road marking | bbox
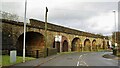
[82,61,89,66]
[77,61,79,66]
[78,61,89,66]
[77,54,89,66]
[77,55,82,66]
[79,55,82,59]
[106,59,112,60]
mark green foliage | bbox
[2,55,35,66]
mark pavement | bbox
[103,52,120,60]
[2,53,60,68]
[2,51,120,68]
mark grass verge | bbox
[2,55,35,66]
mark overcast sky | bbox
[1,0,119,36]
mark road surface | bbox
[40,52,118,66]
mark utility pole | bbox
[113,10,117,55]
[44,7,48,57]
[23,0,27,62]
[113,10,116,45]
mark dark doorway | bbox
[103,40,106,49]
[53,41,60,52]
[62,40,68,52]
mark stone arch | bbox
[16,31,45,58]
[53,40,55,48]
[84,39,91,51]
[103,40,106,49]
[52,37,60,52]
[71,37,82,52]
[92,39,97,51]
[61,36,69,52]
[52,35,69,52]
[62,40,68,52]
[2,31,14,50]
[107,41,109,49]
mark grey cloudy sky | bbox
[1,0,119,36]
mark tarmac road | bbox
[40,52,118,66]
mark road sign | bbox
[115,43,117,46]
[109,40,112,46]
[55,35,62,42]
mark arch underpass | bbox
[84,39,91,51]
[103,40,106,49]
[92,39,97,51]
[16,32,45,57]
[62,40,68,52]
[71,37,81,52]
[53,36,68,52]
[53,41,60,52]
[61,36,68,52]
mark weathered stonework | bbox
[1,19,109,57]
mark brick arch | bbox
[103,40,108,49]
[92,39,97,51]
[52,37,56,48]
[16,29,45,42]
[71,37,82,51]
[103,40,106,49]
[52,35,69,52]
[2,30,14,50]
[84,39,91,51]
[61,36,69,52]
[16,31,45,58]
[92,39,97,46]
[62,40,68,52]
[107,40,109,49]
[52,37,60,52]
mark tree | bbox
[0,11,30,23]
[0,11,19,21]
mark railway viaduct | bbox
[1,19,109,57]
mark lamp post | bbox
[113,10,117,55]
[23,0,27,62]
[44,7,48,57]
[113,10,116,45]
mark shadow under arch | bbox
[84,39,91,51]
[71,37,81,51]
[62,40,68,52]
[92,39,97,51]
[53,40,60,52]
[103,40,106,49]
[52,35,69,52]
[61,36,69,52]
[16,31,45,58]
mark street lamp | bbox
[112,10,117,55]
[23,0,27,62]
[113,10,118,47]
[44,7,48,57]
[113,10,117,45]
